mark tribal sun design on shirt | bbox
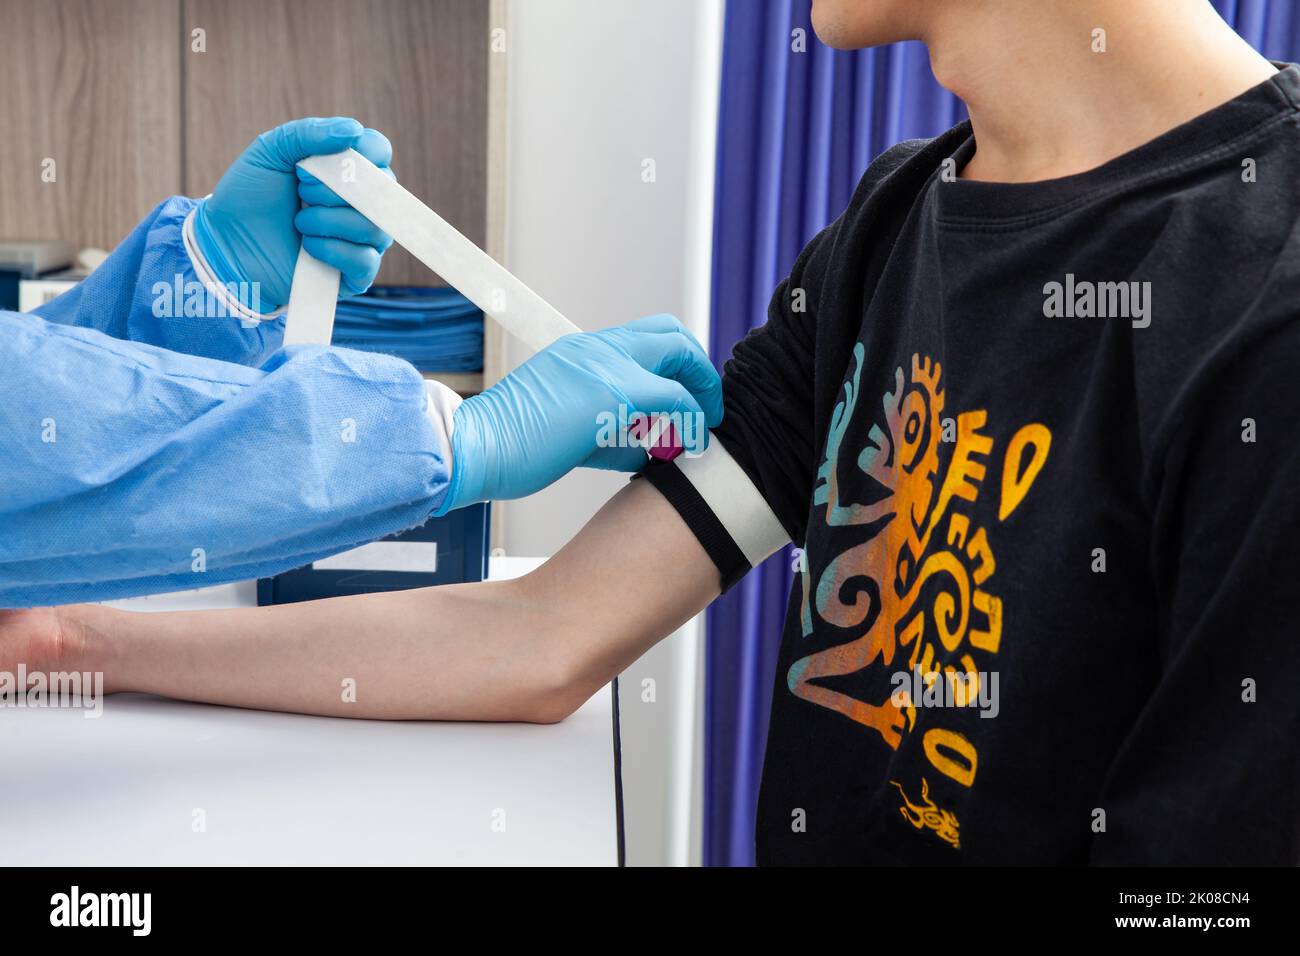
[791,345,1052,849]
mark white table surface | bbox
[1,559,621,866]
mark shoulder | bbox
[794,124,972,283]
[862,129,965,192]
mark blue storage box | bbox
[257,503,490,605]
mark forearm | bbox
[77,579,566,722]
[527,479,722,699]
[68,479,720,721]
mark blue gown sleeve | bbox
[33,196,286,367]
[0,309,452,608]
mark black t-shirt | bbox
[646,65,1300,864]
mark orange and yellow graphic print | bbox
[891,778,961,849]
[790,344,1051,849]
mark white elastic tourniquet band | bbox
[285,149,785,560]
[676,439,789,567]
[282,244,340,344]
[290,149,578,350]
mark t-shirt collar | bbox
[930,61,1300,224]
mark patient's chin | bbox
[810,7,855,49]
[811,0,909,50]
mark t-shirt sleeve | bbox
[1090,322,1300,865]
[641,218,838,589]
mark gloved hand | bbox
[440,314,724,513]
[193,116,395,312]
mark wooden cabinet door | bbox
[0,0,181,251]
[183,0,491,286]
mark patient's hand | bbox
[0,607,84,682]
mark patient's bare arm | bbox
[48,480,719,721]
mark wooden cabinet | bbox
[0,0,182,250]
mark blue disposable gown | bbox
[1,197,451,607]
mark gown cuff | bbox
[422,378,464,481]
[182,206,286,325]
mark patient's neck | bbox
[921,0,1278,183]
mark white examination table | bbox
[1,558,622,866]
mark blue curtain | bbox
[1218,0,1300,58]
[705,0,1300,867]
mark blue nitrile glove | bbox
[192,116,396,312]
[439,314,724,513]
